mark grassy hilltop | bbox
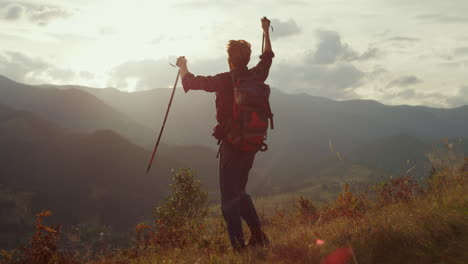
[2,156,467,264]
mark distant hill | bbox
[0,75,155,147]
[350,134,432,178]
[2,74,468,193]
[68,83,468,150]
[63,81,468,191]
[40,83,218,148]
[0,105,220,239]
[350,134,468,179]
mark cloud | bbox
[1,2,23,20]
[79,71,95,80]
[28,5,69,26]
[455,47,468,56]
[439,60,468,68]
[388,36,420,42]
[148,36,164,45]
[47,68,75,82]
[446,86,468,107]
[47,33,93,43]
[386,75,422,88]
[393,89,416,99]
[175,0,238,9]
[386,88,447,107]
[189,57,229,76]
[98,27,116,36]
[108,57,230,91]
[357,71,453,107]
[359,48,378,61]
[308,30,377,65]
[0,32,26,41]
[0,51,76,84]
[0,1,70,26]
[108,59,179,91]
[360,72,445,107]
[266,30,377,98]
[0,51,49,82]
[416,14,468,24]
[108,30,370,98]
[277,0,309,5]
[269,30,370,98]
[108,53,365,99]
[270,18,301,40]
[386,88,440,101]
[264,30,377,98]
[271,61,364,99]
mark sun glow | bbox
[3,0,221,88]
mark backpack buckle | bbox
[259,143,268,152]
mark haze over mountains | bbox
[33,74,468,182]
[0,75,155,147]
[2,73,468,187]
[1,74,467,247]
[40,80,468,151]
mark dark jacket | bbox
[181,51,275,140]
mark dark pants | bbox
[219,142,262,248]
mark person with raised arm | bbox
[176,17,274,251]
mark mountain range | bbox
[1,74,467,247]
[32,76,468,187]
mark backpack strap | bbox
[266,100,274,130]
[216,144,221,159]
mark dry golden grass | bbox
[85,165,467,264]
[2,162,467,264]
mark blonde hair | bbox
[226,40,252,68]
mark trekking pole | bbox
[262,32,265,54]
[146,65,180,173]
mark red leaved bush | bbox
[321,184,367,222]
[18,210,78,264]
[377,175,420,206]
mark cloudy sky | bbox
[1,0,467,107]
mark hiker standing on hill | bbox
[176,17,274,251]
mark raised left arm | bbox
[176,56,229,93]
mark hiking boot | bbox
[232,239,247,253]
[247,231,270,248]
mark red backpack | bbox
[225,72,274,152]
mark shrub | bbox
[152,168,208,247]
[322,184,367,222]
[376,175,420,206]
[18,210,78,264]
[296,196,319,224]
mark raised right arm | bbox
[261,17,272,54]
[250,17,275,82]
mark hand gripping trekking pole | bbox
[146,67,180,173]
[261,16,274,54]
